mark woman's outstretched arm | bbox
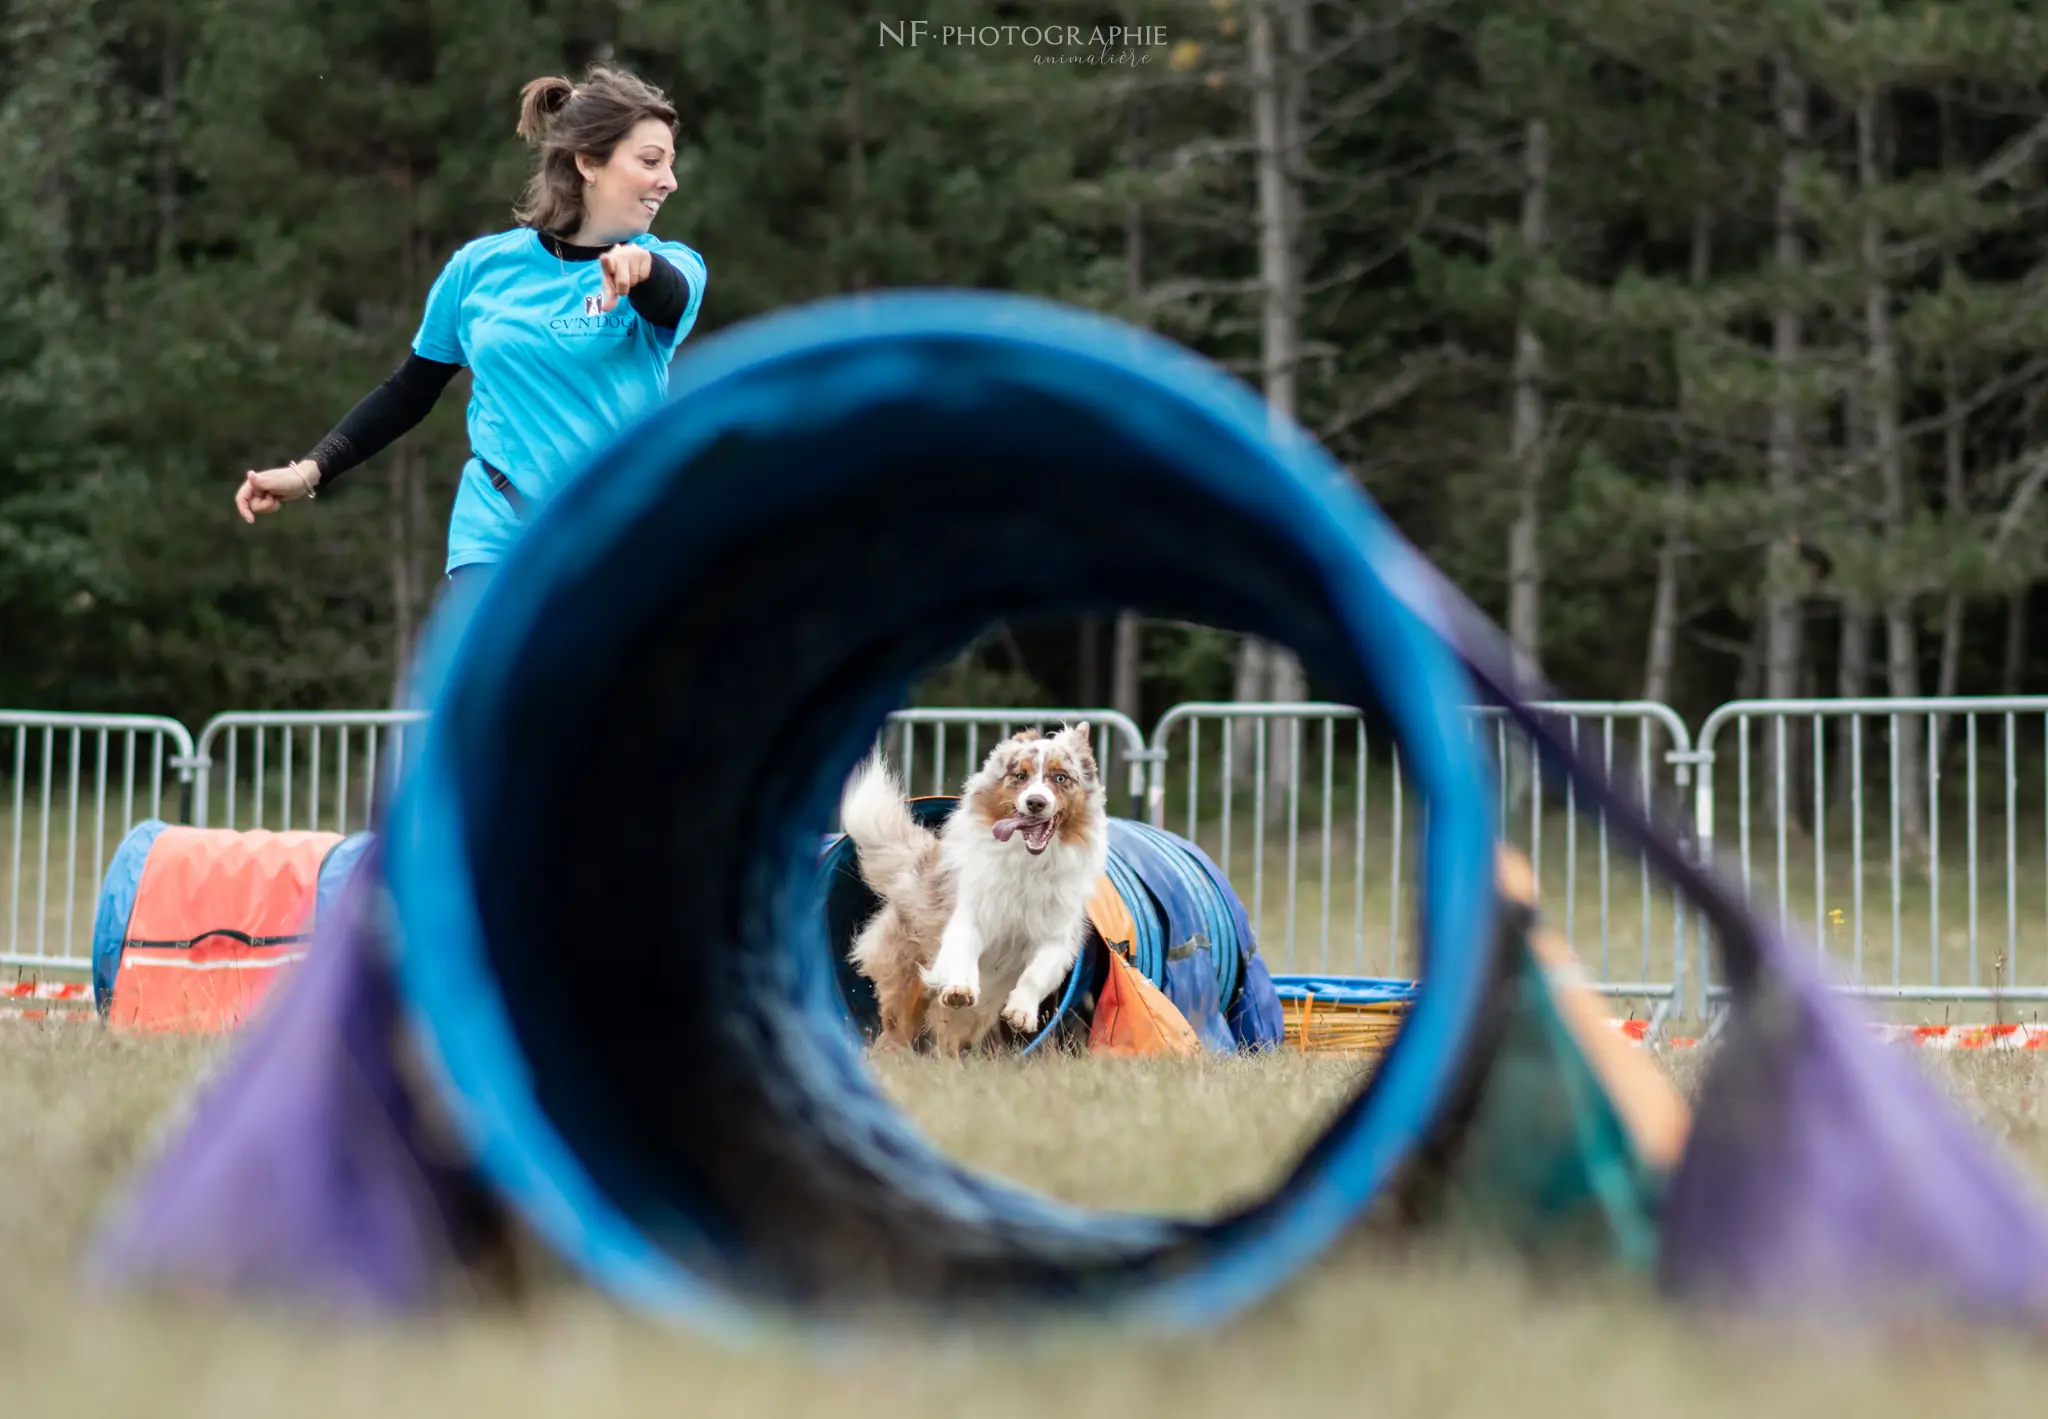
[235,354,462,522]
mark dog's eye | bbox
[1053,773,1069,785]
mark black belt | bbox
[478,456,529,518]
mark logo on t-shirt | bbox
[552,291,637,339]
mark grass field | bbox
[8,1027,2048,1417]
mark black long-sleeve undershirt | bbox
[300,355,462,488]
[302,232,694,490]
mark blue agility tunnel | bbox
[92,288,1499,1335]
[88,289,2048,1343]
[818,799,1285,1055]
[371,289,1502,1336]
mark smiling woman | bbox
[231,63,710,585]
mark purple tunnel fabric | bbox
[1659,937,2048,1325]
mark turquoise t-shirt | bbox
[411,227,708,573]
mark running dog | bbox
[837,723,1110,1054]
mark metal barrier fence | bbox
[16,692,2048,1026]
[1144,701,1696,1009]
[189,711,428,833]
[1694,697,2048,1020]
[0,712,198,970]
[0,698,1710,1008]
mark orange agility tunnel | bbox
[89,821,374,1031]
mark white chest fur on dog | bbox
[926,816,1108,1028]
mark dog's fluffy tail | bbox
[838,751,934,898]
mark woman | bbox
[235,65,708,589]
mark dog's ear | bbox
[1013,726,1043,744]
[983,732,1031,779]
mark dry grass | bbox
[6,1026,2048,1417]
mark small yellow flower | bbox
[1170,39,1203,71]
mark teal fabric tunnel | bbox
[381,289,1499,1333]
[87,289,1504,1341]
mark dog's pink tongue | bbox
[991,817,1021,842]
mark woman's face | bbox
[576,118,677,243]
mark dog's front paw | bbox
[939,983,978,1010]
[1001,998,1039,1033]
